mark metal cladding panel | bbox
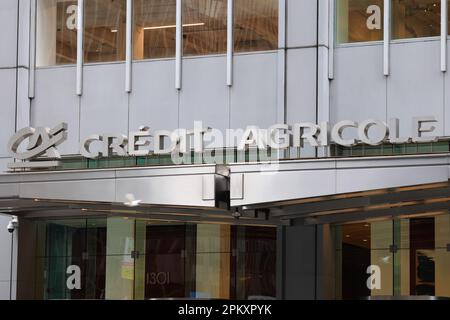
[129,60,179,132]
[388,40,444,137]
[286,0,317,48]
[336,165,449,195]
[80,63,129,143]
[229,155,450,207]
[230,52,278,130]
[0,182,19,198]
[230,168,337,207]
[0,69,17,157]
[116,174,215,207]
[331,44,386,123]
[0,165,221,208]
[32,67,80,155]
[19,179,116,203]
[444,41,450,136]
[180,56,228,133]
[0,0,17,67]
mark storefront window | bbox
[336,0,384,44]
[133,0,176,60]
[32,218,276,300]
[183,0,228,56]
[335,213,450,299]
[234,0,278,53]
[36,0,78,67]
[392,0,441,39]
[84,0,126,63]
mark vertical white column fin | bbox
[125,0,133,92]
[276,0,286,124]
[29,0,37,99]
[383,0,390,76]
[328,0,335,80]
[226,0,234,86]
[278,0,286,49]
[76,0,84,96]
[175,0,182,90]
[441,0,448,72]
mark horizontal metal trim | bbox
[228,154,450,173]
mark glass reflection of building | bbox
[334,214,450,299]
[33,218,276,300]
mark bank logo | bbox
[7,123,68,170]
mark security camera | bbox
[6,216,18,233]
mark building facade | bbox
[1,0,450,300]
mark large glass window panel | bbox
[84,0,126,63]
[105,217,135,299]
[195,224,231,299]
[34,219,107,300]
[335,222,393,299]
[395,215,450,297]
[133,0,176,60]
[234,0,278,53]
[233,226,277,300]
[37,0,78,66]
[392,0,441,39]
[336,0,384,44]
[182,0,228,56]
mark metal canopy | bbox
[0,154,449,226]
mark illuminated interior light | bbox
[143,22,205,30]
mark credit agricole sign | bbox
[7,117,440,170]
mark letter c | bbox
[331,121,358,147]
[80,135,102,159]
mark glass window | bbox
[335,213,450,299]
[36,0,78,67]
[234,0,278,53]
[335,221,393,299]
[183,0,228,56]
[392,0,441,39]
[84,0,126,63]
[31,217,276,300]
[133,0,176,60]
[336,0,384,44]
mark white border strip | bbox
[441,0,448,72]
[328,0,334,80]
[125,0,133,92]
[175,0,182,90]
[278,0,286,49]
[226,0,234,86]
[76,0,84,96]
[383,0,390,76]
[28,0,36,99]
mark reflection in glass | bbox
[133,0,176,59]
[234,0,278,53]
[336,214,450,299]
[36,0,78,66]
[35,219,107,300]
[392,0,441,39]
[84,0,127,63]
[33,218,276,300]
[183,0,228,56]
[233,226,277,300]
[335,222,393,299]
[336,0,384,44]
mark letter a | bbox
[66,265,81,290]
[366,5,381,30]
[366,265,381,290]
